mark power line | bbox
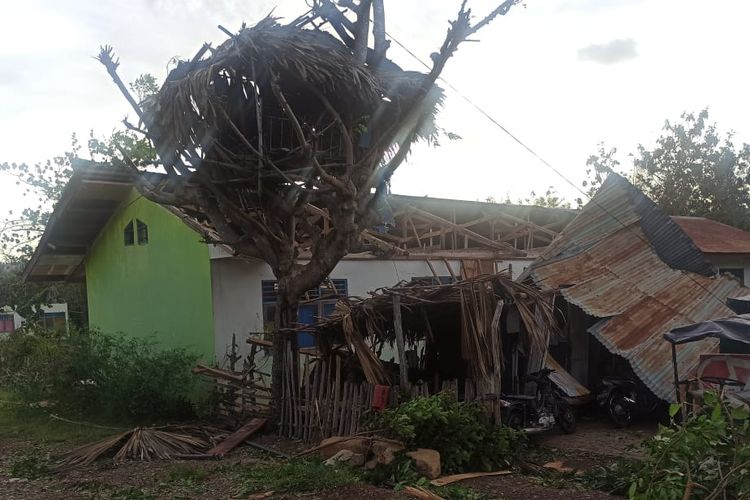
[385,30,736,312]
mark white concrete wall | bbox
[209,256,463,364]
[705,254,750,286]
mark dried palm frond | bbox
[338,302,388,385]
[56,426,214,468]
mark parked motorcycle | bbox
[596,376,659,427]
[500,368,576,434]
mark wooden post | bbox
[671,343,682,408]
[393,294,410,392]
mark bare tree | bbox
[95,0,520,418]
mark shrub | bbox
[581,392,750,499]
[0,328,201,421]
[366,393,526,473]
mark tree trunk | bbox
[271,280,299,426]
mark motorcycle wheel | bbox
[557,402,576,434]
[505,410,524,430]
[608,394,633,427]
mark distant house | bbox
[672,216,750,286]
[0,303,69,334]
[23,165,576,364]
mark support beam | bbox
[408,207,523,255]
[392,294,410,391]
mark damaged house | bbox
[22,164,575,364]
[525,174,749,402]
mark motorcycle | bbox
[500,368,576,434]
[596,376,658,427]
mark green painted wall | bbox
[86,190,214,361]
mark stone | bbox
[319,436,370,459]
[347,452,366,467]
[372,440,404,465]
[324,449,354,466]
[365,458,379,470]
[324,449,366,467]
[406,448,441,479]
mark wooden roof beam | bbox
[407,207,524,255]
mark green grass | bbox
[8,456,50,479]
[0,390,120,445]
[235,459,362,496]
[167,464,208,487]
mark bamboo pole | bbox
[392,295,410,391]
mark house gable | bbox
[85,189,214,361]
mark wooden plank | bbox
[407,207,522,254]
[207,418,267,457]
[430,471,511,487]
[392,295,410,391]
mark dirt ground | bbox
[0,417,654,499]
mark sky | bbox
[2,0,750,216]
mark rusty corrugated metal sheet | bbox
[672,216,750,254]
[529,175,747,402]
[545,354,590,398]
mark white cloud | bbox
[578,38,638,64]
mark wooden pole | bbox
[671,343,682,407]
[393,294,410,391]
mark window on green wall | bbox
[137,219,149,245]
[124,220,135,246]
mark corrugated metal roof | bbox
[672,216,750,254]
[529,174,747,402]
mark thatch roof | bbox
[142,17,440,166]
[311,272,556,385]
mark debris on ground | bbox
[57,426,217,468]
[406,448,441,479]
[207,417,266,458]
[429,470,511,487]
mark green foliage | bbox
[8,456,50,479]
[167,465,208,487]
[0,328,201,421]
[582,392,750,499]
[584,109,750,229]
[129,74,159,103]
[235,459,362,496]
[366,393,526,473]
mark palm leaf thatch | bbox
[312,272,556,383]
[56,426,216,468]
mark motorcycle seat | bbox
[503,394,536,401]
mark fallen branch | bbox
[430,470,511,487]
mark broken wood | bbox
[207,418,267,458]
[430,470,511,487]
[192,364,244,383]
[403,485,445,500]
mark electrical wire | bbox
[383,29,737,312]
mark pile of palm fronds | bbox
[57,425,219,468]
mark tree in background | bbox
[585,110,750,229]
[0,76,158,327]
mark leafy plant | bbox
[0,328,201,421]
[366,393,526,473]
[235,459,362,496]
[581,392,750,499]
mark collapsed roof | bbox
[527,174,748,401]
[23,163,576,282]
